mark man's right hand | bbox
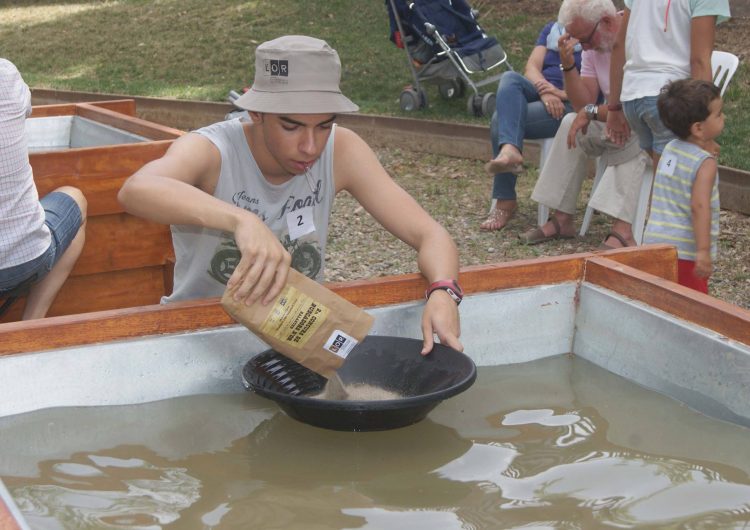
[567,110,591,149]
[227,213,292,306]
[694,250,713,279]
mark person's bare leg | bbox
[601,219,636,248]
[480,199,517,231]
[485,144,524,175]
[22,187,87,320]
[538,211,576,238]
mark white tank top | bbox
[164,119,335,303]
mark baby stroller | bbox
[386,0,512,117]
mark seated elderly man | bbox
[520,0,649,249]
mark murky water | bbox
[1,354,749,529]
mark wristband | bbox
[607,102,623,111]
[425,279,463,306]
[559,63,576,72]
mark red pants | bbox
[678,259,709,294]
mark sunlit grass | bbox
[1,0,747,168]
[0,2,112,27]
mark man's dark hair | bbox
[657,79,721,140]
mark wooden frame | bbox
[1,244,748,357]
[2,249,750,529]
[5,95,749,530]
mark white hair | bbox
[558,0,617,27]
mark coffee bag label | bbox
[323,330,359,359]
[260,285,330,348]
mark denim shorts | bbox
[623,96,676,155]
[0,191,82,292]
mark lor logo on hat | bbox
[263,59,288,77]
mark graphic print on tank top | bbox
[207,177,324,285]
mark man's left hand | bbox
[606,109,631,146]
[421,289,462,355]
[567,109,591,149]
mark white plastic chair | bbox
[712,50,739,96]
[566,50,740,241]
[578,158,653,244]
[536,137,554,227]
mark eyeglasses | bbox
[578,20,601,45]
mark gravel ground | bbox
[325,147,750,311]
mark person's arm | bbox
[118,133,291,305]
[606,8,631,146]
[527,45,567,120]
[691,157,717,278]
[332,127,462,355]
[524,45,549,86]
[558,35,599,110]
[690,16,717,81]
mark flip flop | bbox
[597,231,631,250]
[519,217,575,245]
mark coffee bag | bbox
[222,268,374,378]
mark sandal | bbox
[480,206,516,231]
[519,217,575,245]
[597,231,633,250]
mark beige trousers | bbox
[531,113,649,223]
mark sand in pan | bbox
[312,374,403,401]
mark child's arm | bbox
[691,158,717,278]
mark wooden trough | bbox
[1,99,749,529]
[1,245,750,529]
[1,100,183,323]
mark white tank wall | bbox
[0,281,747,429]
[25,115,147,151]
[0,283,577,418]
[574,283,750,427]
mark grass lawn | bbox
[1,0,747,169]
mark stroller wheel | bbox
[400,87,428,112]
[467,94,482,117]
[467,93,496,118]
[480,93,496,118]
[438,79,465,100]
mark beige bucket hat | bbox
[235,35,359,114]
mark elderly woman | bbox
[481,21,582,231]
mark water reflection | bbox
[2,356,750,528]
[11,451,200,529]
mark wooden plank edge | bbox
[29,102,77,117]
[0,256,591,356]
[77,103,185,139]
[29,99,137,118]
[86,99,137,116]
[30,138,175,171]
[0,300,231,356]
[590,244,678,281]
[584,256,750,345]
